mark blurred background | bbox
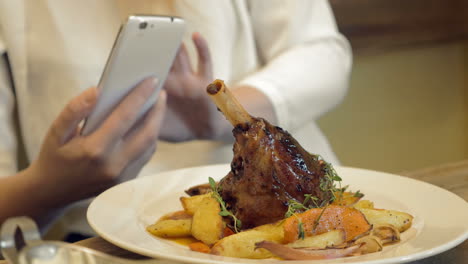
[13,0,467,175]
[319,0,468,173]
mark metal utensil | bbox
[1,217,176,264]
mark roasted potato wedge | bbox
[353,200,375,209]
[287,229,346,249]
[180,193,212,215]
[358,208,413,232]
[211,222,284,259]
[146,219,192,238]
[191,196,225,245]
[332,192,362,207]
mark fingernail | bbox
[151,77,159,91]
[193,31,202,39]
[143,77,158,95]
[159,90,167,103]
[150,76,159,87]
[84,87,98,104]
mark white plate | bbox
[87,164,468,264]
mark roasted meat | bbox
[205,80,334,229]
[218,118,333,229]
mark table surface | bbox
[2,160,468,263]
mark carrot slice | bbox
[223,227,235,238]
[283,205,371,243]
[189,242,211,253]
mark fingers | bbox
[91,77,157,147]
[172,43,192,73]
[192,32,212,78]
[50,87,99,144]
[112,92,166,183]
[121,91,167,164]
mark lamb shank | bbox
[202,80,335,229]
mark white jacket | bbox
[0,0,351,233]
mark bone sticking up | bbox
[206,79,253,126]
[205,79,332,229]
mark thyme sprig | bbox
[208,177,242,233]
[284,156,353,240]
[317,155,346,205]
[285,200,308,218]
[285,195,328,240]
[297,221,305,240]
[285,194,321,219]
[354,190,364,198]
[312,205,328,233]
[284,199,307,240]
[304,194,320,208]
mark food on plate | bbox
[191,196,225,245]
[210,222,284,259]
[283,205,372,243]
[146,218,192,238]
[286,229,346,249]
[180,193,212,215]
[358,207,413,233]
[207,79,336,229]
[188,242,211,253]
[255,240,362,260]
[371,225,400,244]
[146,79,414,260]
[185,183,212,196]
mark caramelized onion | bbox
[255,241,362,260]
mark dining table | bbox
[1,160,467,263]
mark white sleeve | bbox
[0,32,18,176]
[0,37,5,54]
[239,0,352,131]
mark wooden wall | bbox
[330,0,468,52]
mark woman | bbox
[0,0,351,235]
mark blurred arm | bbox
[237,0,352,131]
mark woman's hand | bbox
[159,32,230,142]
[26,77,166,209]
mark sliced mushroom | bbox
[354,235,383,254]
[255,241,361,260]
[372,224,401,244]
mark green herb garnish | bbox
[298,221,305,240]
[208,177,242,233]
[285,200,307,240]
[285,199,309,218]
[354,190,364,198]
[312,205,328,233]
[283,155,364,239]
[304,194,320,208]
[317,155,347,204]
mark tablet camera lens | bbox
[139,21,148,30]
